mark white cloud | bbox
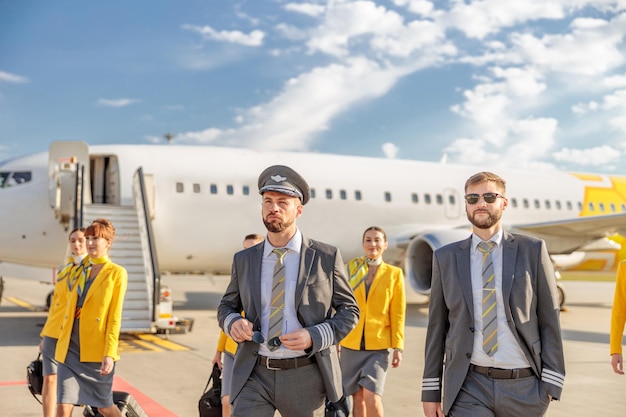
[96,98,140,108]
[284,2,326,17]
[382,142,399,158]
[0,71,28,84]
[306,1,405,57]
[511,16,624,76]
[182,24,265,46]
[553,145,622,166]
[441,0,564,39]
[392,0,434,16]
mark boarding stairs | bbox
[82,203,155,333]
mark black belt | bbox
[257,355,316,370]
[470,365,533,379]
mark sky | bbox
[2,0,626,174]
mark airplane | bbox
[2,140,626,322]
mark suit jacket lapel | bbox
[369,262,387,295]
[457,237,475,320]
[250,243,264,319]
[296,236,315,307]
[83,263,110,304]
[501,232,517,305]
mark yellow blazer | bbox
[611,260,626,354]
[340,261,406,351]
[55,260,128,363]
[216,329,238,355]
[40,277,71,339]
[41,256,87,339]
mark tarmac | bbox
[1,273,624,416]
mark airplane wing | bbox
[509,212,626,254]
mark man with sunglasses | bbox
[422,171,565,417]
[218,165,359,417]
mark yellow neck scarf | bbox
[348,257,369,290]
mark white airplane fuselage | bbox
[2,142,626,294]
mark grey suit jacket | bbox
[218,235,359,403]
[421,232,565,415]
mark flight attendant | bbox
[39,227,87,417]
[55,218,128,417]
[340,226,406,417]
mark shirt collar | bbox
[263,228,302,258]
[472,228,503,249]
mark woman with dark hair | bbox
[55,218,128,417]
[39,227,86,417]
[340,226,406,417]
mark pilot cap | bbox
[258,165,310,205]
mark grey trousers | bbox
[449,368,551,417]
[232,362,326,417]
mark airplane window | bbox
[311,188,316,199]
[577,201,583,211]
[588,202,595,211]
[210,184,218,194]
[556,201,562,210]
[340,190,347,200]
[523,198,529,209]
[326,189,333,199]
[599,202,605,212]
[510,198,517,208]
[534,199,540,209]
[384,192,392,202]
[0,171,32,188]
[176,182,184,193]
[610,203,616,212]
[545,200,551,209]
[622,203,626,212]
[566,201,572,210]
[355,190,362,201]
[243,185,250,195]
[411,193,419,204]
[435,194,442,205]
[227,185,234,195]
[193,183,201,193]
[425,194,432,204]
[448,195,455,205]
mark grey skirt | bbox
[340,347,389,396]
[56,319,115,408]
[41,336,58,376]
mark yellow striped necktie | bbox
[269,248,288,351]
[478,241,497,356]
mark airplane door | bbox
[90,155,120,205]
[444,188,461,219]
[48,141,90,207]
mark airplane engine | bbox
[404,229,472,295]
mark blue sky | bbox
[2,1,626,174]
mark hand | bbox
[279,328,312,350]
[100,356,114,376]
[611,353,624,375]
[212,350,223,370]
[230,318,253,343]
[423,401,443,417]
[391,349,402,368]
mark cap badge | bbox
[270,175,287,183]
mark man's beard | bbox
[263,216,294,233]
[467,209,502,229]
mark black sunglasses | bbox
[464,193,504,205]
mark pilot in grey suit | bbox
[218,165,359,417]
[422,172,565,417]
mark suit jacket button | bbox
[469,327,475,332]
[466,353,471,359]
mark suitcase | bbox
[83,391,148,417]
